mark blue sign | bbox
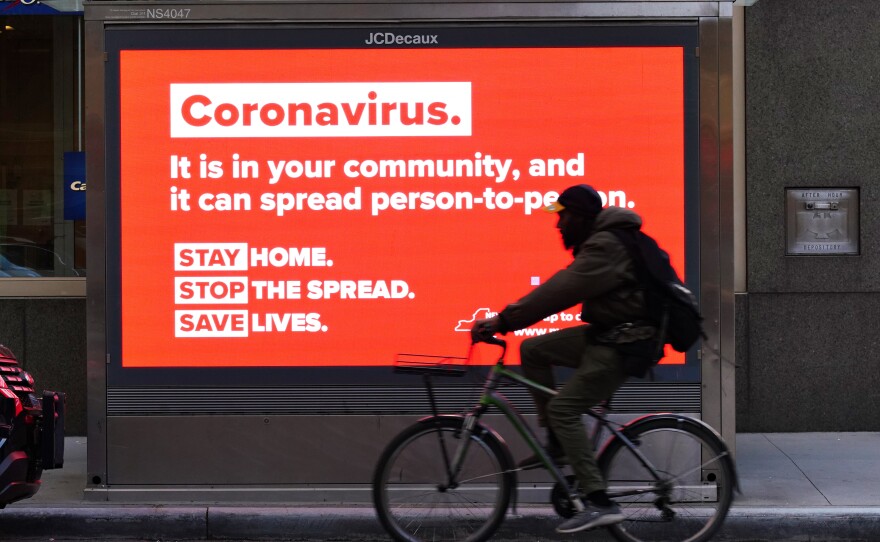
[63,151,85,221]
[1,0,82,15]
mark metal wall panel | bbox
[84,1,723,22]
[96,411,699,500]
[84,17,108,489]
[697,11,735,453]
[106,382,701,415]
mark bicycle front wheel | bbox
[372,416,513,542]
[598,416,735,542]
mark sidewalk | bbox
[2,434,880,540]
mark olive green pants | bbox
[520,324,628,495]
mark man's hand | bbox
[471,316,501,343]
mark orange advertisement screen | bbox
[106,26,699,380]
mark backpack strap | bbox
[608,228,669,358]
[608,228,650,300]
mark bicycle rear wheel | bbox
[598,416,735,542]
[372,416,513,542]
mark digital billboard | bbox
[106,25,699,383]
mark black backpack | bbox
[610,229,706,355]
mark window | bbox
[0,15,84,279]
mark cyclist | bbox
[471,183,657,534]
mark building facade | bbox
[0,0,873,454]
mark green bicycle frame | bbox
[449,362,587,513]
[446,360,673,505]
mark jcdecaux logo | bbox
[364,32,438,45]
[169,82,472,138]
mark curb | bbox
[0,506,207,540]
[2,506,880,540]
[719,507,880,541]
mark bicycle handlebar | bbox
[472,335,507,362]
[476,336,506,348]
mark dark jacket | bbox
[498,206,652,336]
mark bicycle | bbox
[372,336,737,542]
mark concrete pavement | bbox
[1,433,880,540]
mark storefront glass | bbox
[0,14,84,278]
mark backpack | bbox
[610,229,706,355]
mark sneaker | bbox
[555,503,624,534]
[516,442,566,470]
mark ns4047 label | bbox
[145,8,191,19]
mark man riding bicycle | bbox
[471,184,657,534]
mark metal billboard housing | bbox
[85,0,734,501]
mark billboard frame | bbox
[84,0,734,499]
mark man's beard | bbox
[561,216,596,254]
[562,226,581,251]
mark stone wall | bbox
[740,0,880,430]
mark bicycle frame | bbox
[440,357,677,508]
[421,360,579,510]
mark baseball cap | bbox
[543,184,603,216]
